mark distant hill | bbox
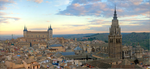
[0,35,23,40]
[0,33,149,50]
[78,32,150,50]
[53,33,95,39]
[0,33,94,40]
[122,32,150,50]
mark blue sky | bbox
[0,0,149,35]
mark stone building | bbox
[122,45,132,59]
[133,43,143,58]
[48,44,65,52]
[74,46,83,55]
[82,45,92,53]
[23,25,53,40]
[15,42,30,47]
[108,6,122,59]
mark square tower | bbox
[108,6,122,59]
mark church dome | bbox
[74,46,82,50]
[135,43,143,52]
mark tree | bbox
[105,40,108,43]
[134,59,139,65]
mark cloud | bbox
[57,0,149,18]
[89,19,111,25]
[72,25,85,27]
[86,25,109,31]
[0,12,7,15]
[5,17,20,20]
[34,0,43,3]
[54,0,72,6]
[47,21,50,22]
[87,19,150,32]
[27,0,43,3]
[0,0,21,24]
[0,17,21,24]
[0,18,9,23]
[46,1,51,4]
[71,0,101,4]
[0,0,15,10]
[63,24,86,27]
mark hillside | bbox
[122,32,150,50]
[78,32,150,50]
[0,34,94,40]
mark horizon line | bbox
[0,32,150,35]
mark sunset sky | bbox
[0,0,149,35]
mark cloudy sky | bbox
[0,0,149,35]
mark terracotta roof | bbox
[24,59,36,64]
[74,46,82,50]
[32,63,40,66]
[87,60,112,68]
[111,65,134,68]
[60,62,66,66]
[27,31,48,33]
[100,58,121,62]
[49,44,63,47]
[111,65,142,68]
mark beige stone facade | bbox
[49,46,65,52]
[134,43,143,58]
[15,42,30,47]
[108,7,122,59]
[23,25,53,40]
[122,46,132,59]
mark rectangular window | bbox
[116,39,120,43]
[110,39,113,43]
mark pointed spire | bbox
[24,25,26,29]
[113,4,117,20]
[48,24,52,30]
[23,25,27,31]
[50,24,51,28]
[115,4,116,14]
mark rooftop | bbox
[74,46,82,50]
[61,52,76,56]
[49,44,63,47]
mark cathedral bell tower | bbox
[23,26,28,38]
[48,25,53,40]
[108,6,122,59]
